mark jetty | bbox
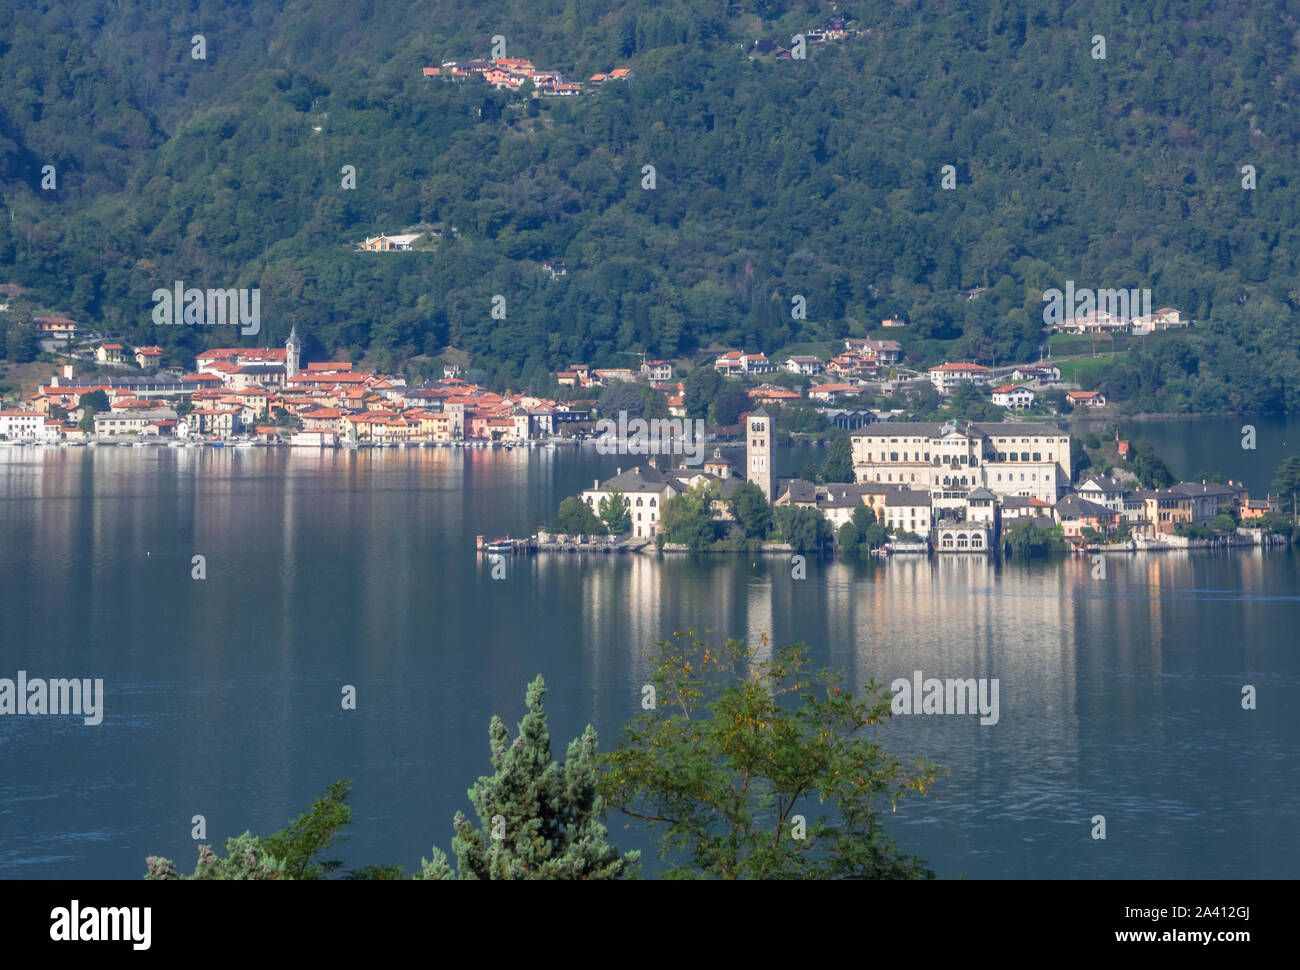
[476,533,651,554]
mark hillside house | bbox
[991,385,1035,409]
[362,233,421,251]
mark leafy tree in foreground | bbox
[601,633,942,879]
[261,780,354,879]
[145,780,353,880]
[418,676,638,880]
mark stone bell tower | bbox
[746,408,775,504]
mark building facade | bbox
[850,421,1071,504]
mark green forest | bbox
[2,0,1300,411]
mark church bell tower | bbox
[285,325,301,378]
[747,408,775,504]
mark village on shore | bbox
[0,295,1289,559]
[0,295,1187,449]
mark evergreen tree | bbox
[598,486,632,534]
[145,781,352,880]
[418,676,638,880]
[821,434,854,483]
[1270,455,1300,509]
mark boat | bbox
[486,538,514,553]
[210,441,225,448]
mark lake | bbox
[0,423,1297,879]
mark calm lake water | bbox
[1,420,1297,879]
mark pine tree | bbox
[418,676,638,880]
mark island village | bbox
[0,305,1283,558]
[554,407,1278,557]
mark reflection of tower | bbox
[285,325,301,378]
[747,408,775,503]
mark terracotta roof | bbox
[931,362,988,372]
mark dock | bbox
[476,534,651,554]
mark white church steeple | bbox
[285,325,301,378]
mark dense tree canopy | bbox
[3,1,1300,410]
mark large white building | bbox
[928,362,990,393]
[850,421,1071,504]
[0,409,45,439]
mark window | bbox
[1032,452,1040,462]
[1020,452,1029,461]
[890,452,898,461]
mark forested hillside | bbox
[3,0,1300,411]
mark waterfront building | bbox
[850,421,1071,504]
